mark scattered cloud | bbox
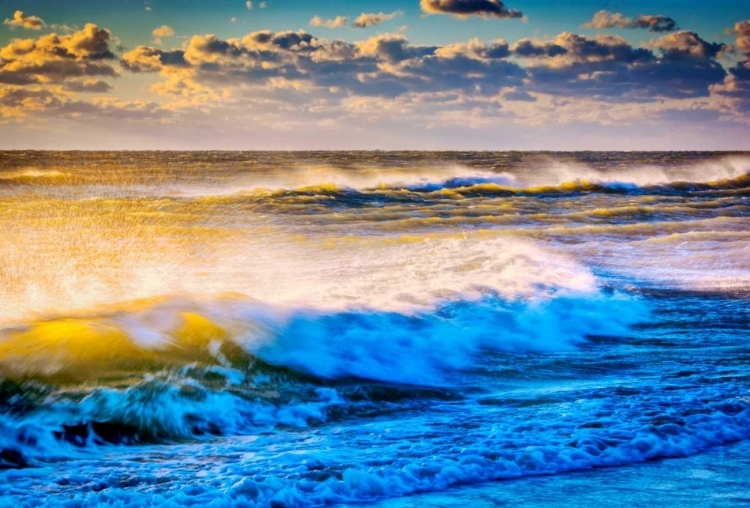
[353,11,403,28]
[246,1,266,9]
[3,10,45,30]
[310,16,349,29]
[420,0,523,19]
[583,10,678,33]
[152,25,175,44]
[152,25,175,38]
[1,10,747,141]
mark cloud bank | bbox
[1,9,748,149]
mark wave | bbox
[0,289,646,386]
[0,234,600,325]
[164,155,750,198]
[249,168,750,199]
[3,378,748,504]
[5,156,749,212]
[197,392,750,507]
[0,356,462,467]
[0,373,342,466]
[0,285,645,466]
[0,169,68,183]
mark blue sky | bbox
[0,0,749,149]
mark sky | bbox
[0,0,749,150]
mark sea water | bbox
[0,151,748,506]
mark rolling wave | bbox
[241,169,750,200]
[0,289,645,385]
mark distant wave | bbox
[5,155,749,202]
[0,169,68,182]
[242,168,750,199]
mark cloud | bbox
[726,20,750,55]
[3,10,45,30]
[0,24,125,122]
[712,20,750,112]
[64,78,113,93]
[583,10,677,33]
[56,97,168,121]
[2,20,738,134]
[353,11,403,28]
[511,33,653,64]
[152,25,175,44]
[0,85,64,118]
[512,32,725,101]
[310,16,349,29]
[118,27,731,108]
[503,89,536,102]
[0,83,160,122]
[120,30,527,101]
[152,25,175,39]
[0,24,118,86]
[50,23,78,34]
[246,1,266,9]
[122,46,189,73]
[651,30,725,59]
[420,0,523,19]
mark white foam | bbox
[0,234,599,324]
[509,155,750,188]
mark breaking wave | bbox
[245,167,750,199]
[169,154,750,198]
[0,234,646,467]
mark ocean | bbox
[0,151,748,506]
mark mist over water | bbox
[0,151,749,506]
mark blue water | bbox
[0,151,748,506]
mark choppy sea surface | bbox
[0,151,749,507]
